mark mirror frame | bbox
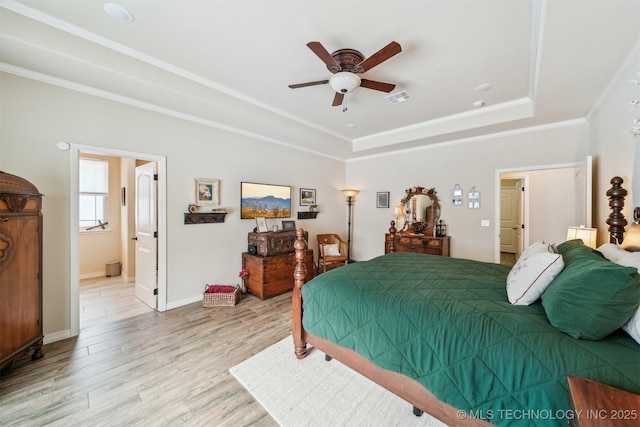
[400,186,440,208]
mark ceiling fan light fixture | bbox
[329,72,361,94]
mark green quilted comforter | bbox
[302,252,640,426]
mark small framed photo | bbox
[376,191,390,208]
[255,217,268,233]
[195,178,219,206]
[282,220,296,231]
[300,188,316,206]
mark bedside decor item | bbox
[195,178,219,206]
[238,268,249,294]
[202,284,241,307]
[241,182,291,219]
[188,203,197,213]
[468,187,480,209]
[376,192,390,208]
[566,226,597,248]
[342,189,360,261]
[255,216,268,233]
[451,184,463,206]
[300,188,316,206]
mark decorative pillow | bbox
[597,243,629,263]
[507,248,564,305]
[323,243,341,256]
[541,240,640,340]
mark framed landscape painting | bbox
[241,182,291,219]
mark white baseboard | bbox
[79,271,106,280]
[165,294,202,310]
[44,329,73,344]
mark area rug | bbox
[230,337,446,427]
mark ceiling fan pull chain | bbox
[343,94,348,112]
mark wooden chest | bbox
[242,250,314,300]
[385,234,450,257]
[247,230,308,256]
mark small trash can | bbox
[106,261,121,277]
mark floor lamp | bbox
[342,189,359,262]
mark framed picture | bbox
[241,182,291,219]
[195,178,219,206]
[282,220,296,231]
[376,191,390,208]
[255,217,268,232]
[299,188,316,206]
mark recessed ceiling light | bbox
[472,100,485,108]
[475,83,492,92]
[346,123,357,128]
[386,91,412,104]
[104,3,135,23]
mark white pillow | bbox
[323,243,341,256]
[609,251,640,344]
[506,249,564,306]
[622,307,640,345]
[597,243,629,263]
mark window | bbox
[79,158,109,230]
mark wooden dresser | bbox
[0,171,44,370]
[242,250,314,300]
[385,233,450,257]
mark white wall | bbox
[0,73,346,338]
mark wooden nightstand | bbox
[567,375,640,427]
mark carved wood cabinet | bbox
[385,234,450,257]
[0,171,44,369]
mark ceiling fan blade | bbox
[288,80,329,89]
[360,79,396,93]
[332,92,344,107]
[307,41,342,73]
[355,41,402,73]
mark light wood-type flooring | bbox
[0,278,290,426]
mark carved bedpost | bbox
[606,176,627,244]
[389,220,397,252]
[292,228,308,359]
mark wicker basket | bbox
[202,286,241,307]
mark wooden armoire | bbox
[0,171,44,370]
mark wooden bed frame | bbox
[291,176,634,426]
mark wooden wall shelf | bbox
[184,212,227,224]
[297,211,319,220]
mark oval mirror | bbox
[400,187,441,231]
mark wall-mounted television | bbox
[240,182,292,219]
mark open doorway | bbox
[495,158,592,265]
[69,144,167,337]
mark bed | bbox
[291,176,640,426]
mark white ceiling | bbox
[1,0,639,160]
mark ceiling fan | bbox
[288,41,402,110]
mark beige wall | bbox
[0,73,346,339]
[590,53,639,240]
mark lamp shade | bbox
[566,226,597,249]
[329,72,361,93]
[342,189,359,198]
[621,223,640,251]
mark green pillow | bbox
[542,240,640,340]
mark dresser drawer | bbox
[385,234,450,257]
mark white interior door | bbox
[135,162,157,309]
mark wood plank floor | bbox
[0,282,291,426]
